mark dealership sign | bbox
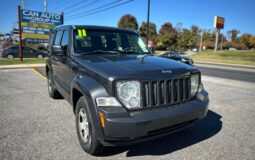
[214,16,225,29]
[20,9,63,43]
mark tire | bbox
[7,54,14,59]
[37,54,43,58]
[47,70,63,99]
[75,96,104,155]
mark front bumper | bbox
[97,90,209,146]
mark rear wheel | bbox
[37,54,43,58]
[75,96,104,155]
[7,54,14,59]
[47,70,63,99]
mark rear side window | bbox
[54,31,62,45]
[12,46,19,50]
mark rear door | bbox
[9,46,19,57]
[23,47,36,58]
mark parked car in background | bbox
[11,29,19,42]
[4,33,11,40]
[1,45,47,58]
[160,52,194,65]
[229,48,237,51]
[192,48,198,52]
[0,34,5,41]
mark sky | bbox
[0,0,255,35]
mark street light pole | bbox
[214,29,220,52]
[146,0,150,45]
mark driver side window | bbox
[54,31,62,45]
[61,30,69,55]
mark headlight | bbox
[116,81,141,109]
[191,74,199,96]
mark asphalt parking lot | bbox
[0,68,255,160]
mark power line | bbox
[55,0,89,13]
[64,0,102,14]
[49,0,74,11]
[66,0,124,19]
[66,0,123,18]
[66,0,133,20]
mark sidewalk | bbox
[0,64,45,69]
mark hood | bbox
[74,54,199,81]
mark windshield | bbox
[73,28,150,54]
[174,53,182,58]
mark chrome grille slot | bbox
[142,77,191,108]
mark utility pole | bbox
[146,0,150,45]
[18,5,23,61]
[176,23,183,52]
[44,0,48,12]
[199,30,204,51]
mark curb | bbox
[194,61,255,69]
[0,64,45,69]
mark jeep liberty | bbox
[46,25,209,155]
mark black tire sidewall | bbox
[47,70,63,99]
[47,71,54,97]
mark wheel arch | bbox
[71,74,110,139]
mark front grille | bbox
[141,76,191,107]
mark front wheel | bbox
[75,96,104,155]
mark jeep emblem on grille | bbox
[161,70,172,74]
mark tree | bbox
[157,23,177,50]
[139,21,157,43]
[239,33,253,49]
[227,29,240,42]
[191,25,200,35]
[190,25,201,48]
[251,36,255,48]
[118,14,138,30]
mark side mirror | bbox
[52,45,64,56]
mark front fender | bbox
[71,74,110,139]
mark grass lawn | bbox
[189,50,255,66]
[155,50,165,55]
[0,58,46,65]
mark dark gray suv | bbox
[46,25,209,155]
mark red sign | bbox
[214,16,225,29]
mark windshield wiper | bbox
[122,50,150,54]
[80,50,121,55]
